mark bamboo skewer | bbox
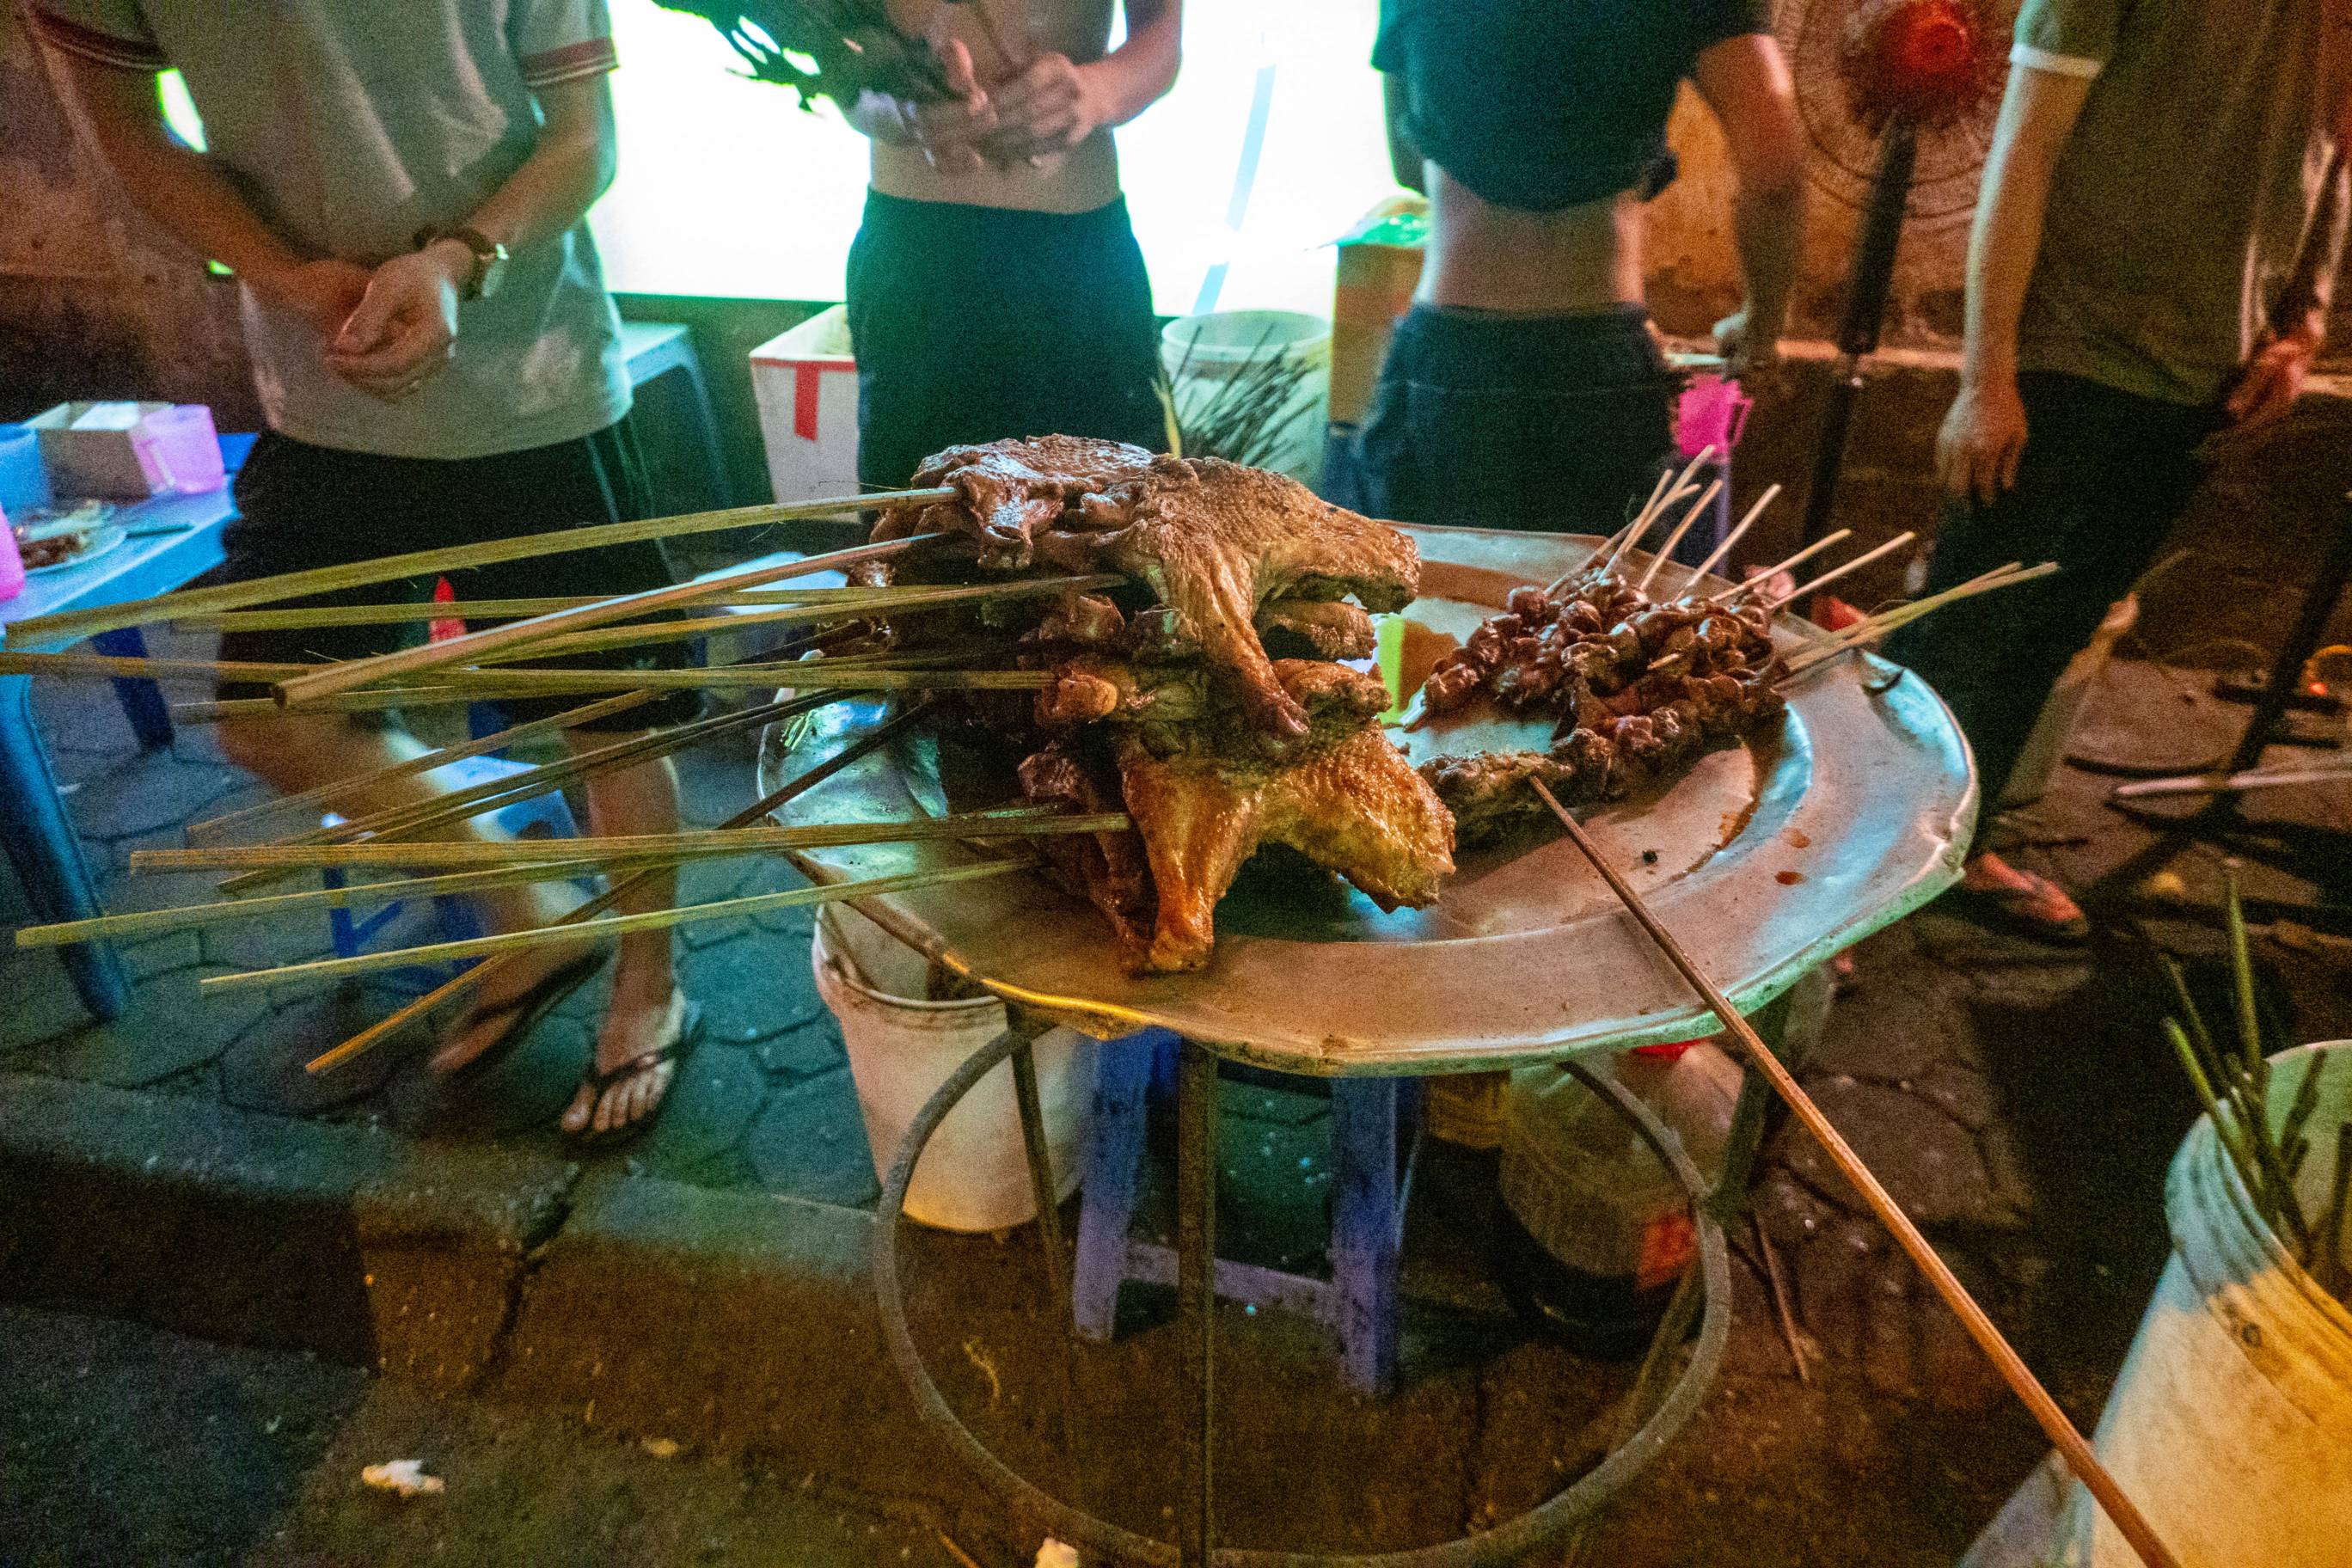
[1717,529,1852,604]
[1779,563,2057,677]
[169,573,1121,637]
[1528,779,2182,1568]
[1634,477,1724,594]
[134,812,1133,873]
[302,697,942,1076]
[1600,450,1714,578]
[206,860,1033,994]
[274,532,948,707]
[3,486,957,647]
[15,856,666,948]
[0,652,315,683]
[1682,482,1780,591]
[178,665,1052,721]
[211,692,841,897]
[1763,530,1918,611]
[187,689,660,840]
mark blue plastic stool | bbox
[1071,1029,1422,1393]
[322,753,581,993]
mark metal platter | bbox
[758,524,1975,1076]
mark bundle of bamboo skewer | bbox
[4,467,2049,1080]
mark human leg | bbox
[1890,374,2219,803]
[415,426,695,1123]
[212,433,595,964]
[1889,374,2219,928]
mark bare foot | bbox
[561,987,693,1141]
[1960,851,2088,940]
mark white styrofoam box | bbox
[749,305,860,505]
[27,401,174,499]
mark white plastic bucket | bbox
[813,905,1092,1233]
[1965,1042,2352,1568]
[1160,309,1332,487]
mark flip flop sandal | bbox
[439,948,609,1085]
[1955,873,2092,946]
[567,1001,704,1148]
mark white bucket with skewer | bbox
[1963,1042,2352,1568]
[1161,309,1331,487]
[812,904,1092,1234]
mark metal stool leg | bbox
[1072,1031,1161,1339]
[0,672,128,1020]
[1176,1037,1220,1568]
[91,628,173,749]
[1329,1077,1401,1394]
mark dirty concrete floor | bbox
[0,1302,960,1568]
[6,620,2352,1563]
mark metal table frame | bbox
[869,989,1819,1566]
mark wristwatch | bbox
[413,224,509,302]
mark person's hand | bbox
[1937,375,2029,507]
[324,243,467,401]
[871,38,995,174]
[266,258,373,343]
[1712,307,1784,396]
[978,52,1113,164]
[2226,328,2320,429]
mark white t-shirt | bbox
[30,0,632,460]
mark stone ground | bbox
[6,616,2352,1563]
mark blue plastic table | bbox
[1,434,252,1021]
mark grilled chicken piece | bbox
[890,438,1418,741]
[1118,726,1454,972]
[883,435,1156,565]
[1017,743,1153,949]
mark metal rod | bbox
[1528,778,2182,1568]
[1008,1019,1083,1460]
[1175,1038,1220,1568]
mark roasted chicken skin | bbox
[893,438,1418,741]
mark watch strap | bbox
[412,224,504,300]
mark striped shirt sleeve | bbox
[2011,0,2117,80]
[508,0,618,88]
[24,3,169,71]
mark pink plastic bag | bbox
[0,499,24,603]
[1676,374,1752,458]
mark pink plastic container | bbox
[1675,373,1752,459]
[132,405,226,494]
[0,499,24,603]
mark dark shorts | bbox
[219,424,695,729]
[1357,303,1681,534]
[845,189,1165,491]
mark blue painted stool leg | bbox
[1071,1029,1163,1340]
[1329,1077,1402,1394]
[0,673,129,1020]
[674,357,733,510]
[91,628,173,749]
